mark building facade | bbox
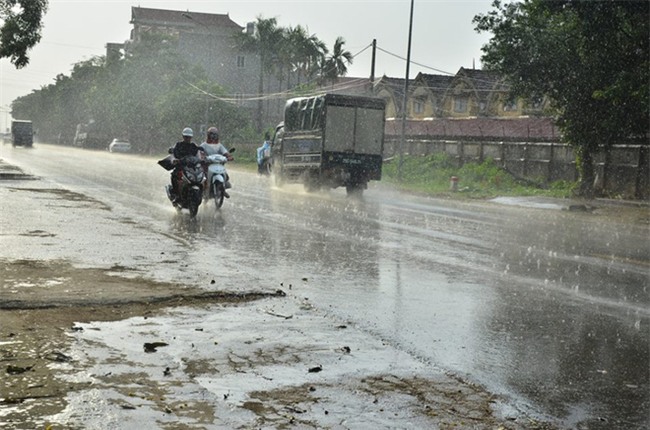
[127,7,261,123]
[372,67,551,121]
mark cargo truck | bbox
[271,93,386,196]
[11,120,33,147]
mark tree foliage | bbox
[0,0,48,68]
[11,32,255,153]
[234,16,353,129]
[320,36,354,84]
[234,16,346,90]
[474,0,649,196]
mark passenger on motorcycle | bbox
[200,126,233,197]
[170,127,204,201]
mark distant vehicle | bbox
[74,121,110,149]
[11,120,34,147]
[271,93,386,196]
[108,139,132,153]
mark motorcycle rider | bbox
[169,127,203,202]
[256,131,272,174]
[200,126,233,197]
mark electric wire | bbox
[187,42,375,104]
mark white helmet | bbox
[182,127,193,137]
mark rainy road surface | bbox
[1,143,648,429]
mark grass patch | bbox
[382,153,576,199]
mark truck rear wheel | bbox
[273,171,284,187]
[346,183,364,197]
[304,179,320,193]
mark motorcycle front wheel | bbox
[262,158,272,175]
[213,183,225,209]
[189,189,202,218]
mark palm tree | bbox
[321,36,353,85]
[286,25,327,87]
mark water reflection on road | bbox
[179,182,648,429]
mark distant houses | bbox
[370,68,558,141]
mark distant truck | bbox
[271,93,386,195]
[11,120,33,147]
[73,122,110,149]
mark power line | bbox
[374,46,454,76]
[373,44,509,91]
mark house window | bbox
[530,96,543,109]
[453,97,468,113]
[503,99,518,112]
[237,56,245,68]
[413,100,424,114]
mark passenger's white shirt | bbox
[200,142,229,156]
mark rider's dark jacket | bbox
[172,140,202,160]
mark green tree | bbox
[474,0,649,197]
[11,32,254,152]
[0,0,48,67]
[285,25,327,87]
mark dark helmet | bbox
[207,127,219,141]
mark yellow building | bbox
[373,67,550,120]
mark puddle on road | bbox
[490,196,567,210]
[39,300,552,430]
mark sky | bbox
[0,0,495,131]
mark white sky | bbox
[0,0,494,130]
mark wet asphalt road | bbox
[2,143,649,429]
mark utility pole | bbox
[398,0,415,181]
[370,39,376,85]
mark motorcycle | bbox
[203,148,235,209]
[159,152,205,218]
[257,143,272,176]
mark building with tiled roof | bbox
[130,7,243,40]
[409,72,455,118]
[127,7,260,126]
[372,75,412,118]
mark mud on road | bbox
[1,260,559,429]
[0,160,560,429]
[0,259,283,427]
